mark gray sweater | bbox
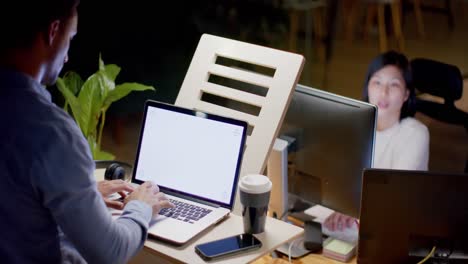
[0,68,152,263]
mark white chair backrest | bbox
[176,34,304,213]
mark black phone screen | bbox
[195,234,262,260]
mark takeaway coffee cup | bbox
[239,174,272,234]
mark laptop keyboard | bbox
[159,199,212,224]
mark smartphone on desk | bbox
[195,233,262,261]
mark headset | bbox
[95,160,133,181]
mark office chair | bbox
[410,58,468,172]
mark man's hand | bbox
[323,212,356,232]
[97,180,135,210]
[126,181,174,216]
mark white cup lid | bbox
[239,174,272,194]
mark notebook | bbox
[130,100,247,245]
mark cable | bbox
[287,239,295,263]
[288,237,304,263]
[417,246,436,264]
[446,240,454,259]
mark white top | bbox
[374,117,430,170]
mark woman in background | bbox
[324,50,430,233]
[364,50,429,170]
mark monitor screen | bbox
[359,168,468,263]
[279,84,377,218]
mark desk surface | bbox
[254,254,357,264]
[95,169,303,263]
[95,170,357,263]
[130,214,303,264]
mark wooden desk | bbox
[129,214,358,264]
[95,170,354,263]
[251,215,358,264]
[95,170,303,263]
[129,215,303,264]
[254,254,357,264]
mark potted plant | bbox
[56,55,155,160]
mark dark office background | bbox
[58,1,289,116]
[53,1,468,172]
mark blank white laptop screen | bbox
[134,105,245,206]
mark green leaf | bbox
[55,55,152,160]
[78,73,104,137]
[96,55,120,99]
[103,64,120,83]
[94,149,115,160]
[62,71,83,95]
[87,135,97,157]
[96,71,111,100]
[99,53,105,72]
[97,53,120,98]
[56,78,84,131]
[98,54,120,81]
[87,135,115,160]
[103,82,155,110]
[97,65,119,100]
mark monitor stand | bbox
[275,220,323,258]
[274,194,323,257]
[275,237,311,258]
[267,138,289,220]
[267,138,324,257]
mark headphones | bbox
[95,161,133,181]
[104,163,126,181]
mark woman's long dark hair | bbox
[362,50,416,119]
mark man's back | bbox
[0,1,173,262]
[0,68,94,262]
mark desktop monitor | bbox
[359,168,468,263]
[278,84,377,218]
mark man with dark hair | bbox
[0,1,173,263]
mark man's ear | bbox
[47,20,61,46]
[404,88,410,102]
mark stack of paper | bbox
[322,237,356,262]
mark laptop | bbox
[130,100,247,245]
[358,168,468,263]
